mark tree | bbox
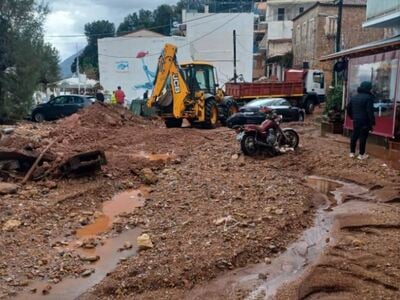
[153,5,174,35]
[72,20,115,79]
[0,0,60,123]
[138,9,154,28]
[117,12,140,35]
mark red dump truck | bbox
[225,69,326,114]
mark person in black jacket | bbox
[346,81,375,160]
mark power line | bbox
[97,13,241,59]
[44,10,244,39]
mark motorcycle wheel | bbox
[240,134,259,156]
[282,129,299,149]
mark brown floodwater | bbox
[132,151,176,162]
[76,188,148,238]
[367,143,400,170]
[15,188,149,300]
[16,229,141,300]
[187,176,370,300]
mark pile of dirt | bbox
[48,103,155,153]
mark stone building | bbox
[292,2,385,86]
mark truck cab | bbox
[304,69,326,103]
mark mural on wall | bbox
[116,61,129,72]
[134,51,156,90]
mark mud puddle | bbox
[187,176,369,300]
[77,188,148,237]
[16,188,148,300]
[367,143,400,170]
[132,151,176,162]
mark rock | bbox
[123,241,132,250]
[79,217,89,226]
[2,219,22,231]
[140,168,158,185]
[258,273,268,280]
[214,215,234,226]
[42,285,52,295]
[44,181,58,189]
[0,183,18,195]
[231,154,239,160]
[264,257,272,264]
[351,238,364,247]
[274,208,284,215]
[137,233,153,250]
[1,128,14,134]
[80,255,100,262]
[81,269,93,277]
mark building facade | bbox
[293,2,385,86]
[264,0,326,80]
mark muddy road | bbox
[0,104,399,299]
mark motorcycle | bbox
[234,108,299,156]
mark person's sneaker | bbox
[357,154,369,160]
[349,153,356,158]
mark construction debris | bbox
[58,150,107,177]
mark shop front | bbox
[346,50,399,138]
[321,36,400,141]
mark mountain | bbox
[59,50,83,79]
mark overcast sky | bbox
[44,0,177,61]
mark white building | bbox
[98,12,254,100]
[183,10,254,84]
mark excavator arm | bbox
[147,44,190,118]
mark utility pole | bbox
[335,0,343,52]
[233,30,237,83]
[76,44,81,95]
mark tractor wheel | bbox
[220,99,239,126]
[305,99,315,114]
[203,99,218,129]
[164,118,183,128]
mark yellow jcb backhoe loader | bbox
[147,43,238,128]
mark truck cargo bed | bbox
[225,82,304,100]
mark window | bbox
[299,7,304,14]
[347,51,399,137]
[279,99,291,106]
[313,73,324,89]
[52,96,70,105]
[302,22,307,39]
[73,97,84,104]
[194,66,215,93]
[277,8,285,21]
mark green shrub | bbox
[325,85,343,113]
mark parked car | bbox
[31,95,95,122]
[226,98,304,128]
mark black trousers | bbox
[350,121,370,155]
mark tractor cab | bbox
[180,62,218,97]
